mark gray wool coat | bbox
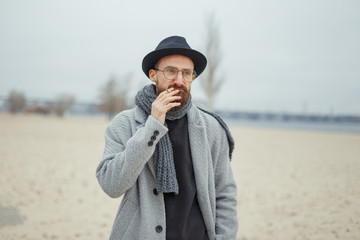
[96,104,238,240]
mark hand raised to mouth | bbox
[151,88,181,125]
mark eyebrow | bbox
[165,66,193,70]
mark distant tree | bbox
[7,90,26,113]
[53,94,75,117]
[98,73,131,120]
[200,12,224,111]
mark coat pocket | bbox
[110,198,137,240]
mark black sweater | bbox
[164,116,209,240]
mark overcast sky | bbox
[1,0,359,115]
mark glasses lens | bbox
[164,67,177,79]
[182,69,194,82]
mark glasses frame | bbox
[153,66,197,83]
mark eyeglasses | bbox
[154,66,196,83]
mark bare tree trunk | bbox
[200,12,224,112]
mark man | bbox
[96,36,238,240]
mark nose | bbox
[173,71,184,85]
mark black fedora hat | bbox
[142,36,207,79]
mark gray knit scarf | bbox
[135,84,192,194]
[135,84,235,194]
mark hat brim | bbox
[142,48,207,79]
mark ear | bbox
[149,69,157,83]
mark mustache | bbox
[168,84,187,92]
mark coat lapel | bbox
[188,106,209,189]
[187,106,214,233]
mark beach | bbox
[0,113,359,240]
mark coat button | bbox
[147,141,153,146]
[153,130,159,136]
[151,135,157,141]
[155,225,163,233]
[153,188,158,195]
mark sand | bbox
[0,113,359,240]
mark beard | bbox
[156,83,191,107]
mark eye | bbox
[165,67,177,74]
[183,70,192,76]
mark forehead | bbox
[157,54,194,69]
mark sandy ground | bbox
[0,113,359,240]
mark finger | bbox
[157,89,179,102]
[164,88,181,95]
[153,94,180,108]
[156,88,174,101]
[162,94,181,105]
[165,102,181,111]
[167,96,181,103]
[159,88,174,96]
[164,89,180,99]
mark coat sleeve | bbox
[214,129,238,239]
[96,113,167,198]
